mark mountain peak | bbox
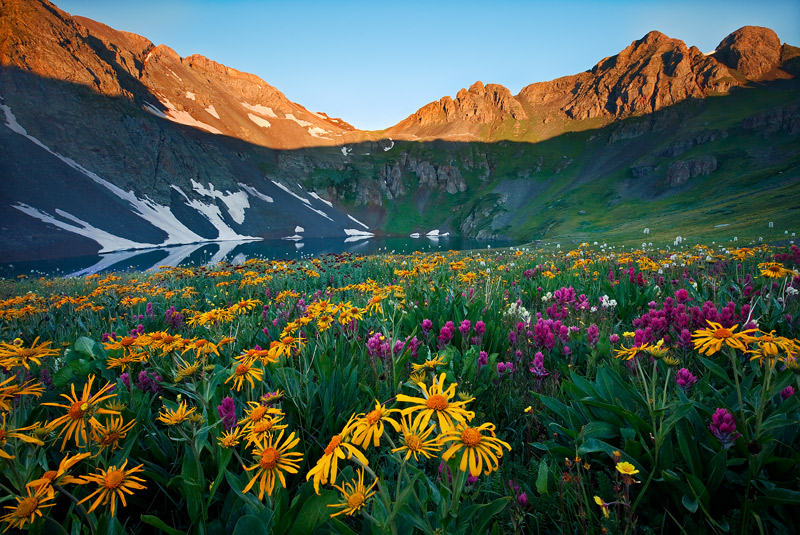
[714,25,782,80]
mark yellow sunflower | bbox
[396,373,475,433]
[91,415,136,452]
[759,262,796,278]
[78,460,147,516]
[27,452,90,498]
[306,416,368,494]
[238,402,283,434]
[327,468,378,518]
[0,336,59,370]
[410,355,448,372]
[156,400,195,426]
[0,377,44,412]
[692,320,757,355]
[0,487,55,532]
[0,412,44,459]
[439,422,511,477]
[224,361,264,392]
[349,400,401,449]
[242,429,303,500]
[391,412,441,461]
[42,374,119,451]
[217,427,244,449]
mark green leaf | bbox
[74,336,99,358]
[140,515,184,535]
[287,489,340,535]
[581,421,618,441]
[535,459,549,496]
[682,495,698,513]
[232,515,270,535]
[471,497,511,535]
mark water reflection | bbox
[1,236,516,278]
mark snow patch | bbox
[282,234,303,241]
[190,179,250,224]
[383,139,394,151]
[410,233,420,238]
[1,97,211,248]
[185,92,196,101]
[14,203,155,252]
[205,105,220,119]
[341,146,352,157]
[426,230,440,237]
[295,226,304,233]
[237,183,274,203]
[241,102,278,118]
[347,214,369,230]
[304,204,333,221]
[344,229,375,237]
[143,101,166,118]
[248,113,271,128]
[307,126,330,138]
[166,68,183,81]
[714,223,730,228]
[309,192,333,207]
[158,96,221,134]
[171,185,256,241]
[271,180,310,204]
[284,113,313,127]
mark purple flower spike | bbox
[675,368,697,392]
[709,408,740,448]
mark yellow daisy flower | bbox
[157,400,195,426]
[42,374,119,451]
[692,320,757,355]
[78,460,147,516]
[396,373,475,433]
[243,429,303,500]
[0,487,55,532]
[439,421,511,477]
[327,468,378,518]
[349,400,401,449]
[391,412,441,461]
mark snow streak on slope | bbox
[237,183,274,203]
[1,95,260,250]
[190,180,250,224]
[171,186,257,241]
[14,204,153,252]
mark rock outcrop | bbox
[388,26,797,141]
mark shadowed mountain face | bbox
[1,0,798,261]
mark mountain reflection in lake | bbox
[1,237,516,278]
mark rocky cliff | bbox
[388,26,796,140]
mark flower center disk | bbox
[426,394,448,411]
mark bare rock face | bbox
[666,155,717,186]
[389,26,795,141]
[714,26,782,80]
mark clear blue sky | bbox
[56,0,800,130]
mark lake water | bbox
[0,236,517,278]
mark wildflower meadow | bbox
[0,242,799,534]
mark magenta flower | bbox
[709,408,740,448]
[217,396,237,431]
[781,385,795,402]
[675,368,698,392]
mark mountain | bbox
[386,26,798,141]
[0,0,375,262]
[1,0,798,262]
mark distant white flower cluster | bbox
[600,295,617,309]
[504,302,531,324]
